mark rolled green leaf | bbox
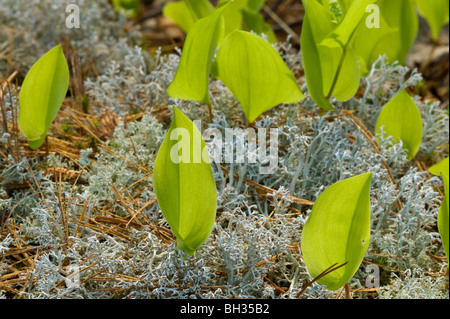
[415,0,449,40]
[372,0,418,65]
[430,157,450,263]
[438,173,449,263]
[302,0,417,108]
[318,0,376,102]
[352,9,397,75]
[185,0,215,20]
[375,90,423,161]
[301,0,371,107]
[321,0,377,49]
[167,3,229,105]
[212,30,304,123]
[153,107,217,256]
[320,43,361,103]
[300,0,335,110]
[19,44,69,150]
[301,172,373,291]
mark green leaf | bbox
[247,0,266,11]
[429,157,449,177]
[184,0,215,20]
[153,107,217,256]
[375,90,423,161]
[438,173,449,263]
[212,30,304,123]
[318,0,376,102]
[163,1,196,33]
[167,3,229,105]
[301,172,373,291]
[302,0,369,108]
[112,0,140,18]
[321,0,377,49]
[415,0,449,40]
[242,8,276,43]
[163,0,215,33]
[352,8,397,75]
[430,157,450,262]
[218,0,248,36]
[216,0,274,41]
[300,0,335,110]
[336,0,352,13]
[373,0,418,65]
[19,44,69,150]
[321,44,361,102]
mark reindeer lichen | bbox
[0,0,448,300]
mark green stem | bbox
[326,24,359,100]
[326,45,347,100]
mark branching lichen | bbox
[0,0,448,300]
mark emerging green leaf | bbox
[19,44,69,150]
[302,0,373,109]
[153,107,217,256]
[302,0,418,108]
[352,7,397,75]
[184,0,215,20]
[241,8,276,43]
[371,0,418,65]
[438,173,449,263]
[112,0,140,18]
[415,0,449,40]
[247,0,266,12]
[321,43,360,103]
[301,172,373,291]
[218,0,248,36]
[218,0,275,42]
[429,157,449,178]
[318,0,376,102]
[430,158,450,264]
[300,0,335,110]
[375,90,423,161]
[321,0,377,49]
[163,1,196,33]
[212,30,304,123]
[167,3,229,105]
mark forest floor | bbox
[0,0,448,300]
